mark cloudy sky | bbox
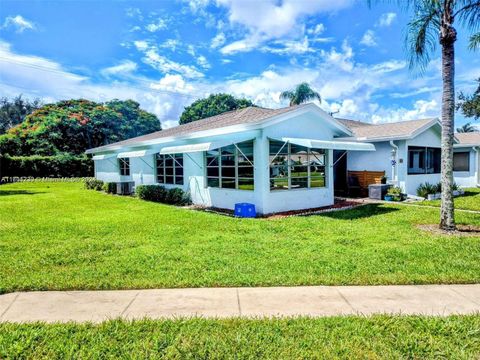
[0,0,479,129]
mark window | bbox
[269,140,326,190]
[408,146,440,174]
[206,140,254,190]
[453,152,470,172]
[119,158,130,176]
[156,153,183,185]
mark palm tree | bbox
[371,0,480,231]
[456,122,476,132]
[280,83,321,106]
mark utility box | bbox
[368,184,391,200]
[116,181,134,195]
[234,203,256,218]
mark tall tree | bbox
[456,122,477,132]
[372,0,480,231]
[179,93,253,125]
[457,78,480,120]
[0,99,161,156]
[0,95,41,134]
[280,83,321,106]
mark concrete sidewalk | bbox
[1,285,479,323]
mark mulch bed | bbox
[417,224,480,237]
[189,199,363,219]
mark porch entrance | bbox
[333,150,348,196]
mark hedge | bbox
[136,185,191,205]
[0,154,93,178]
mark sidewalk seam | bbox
[120,291,140,317]
[0,293,19,320]
[335,288,356,312]
[236,288,242,316]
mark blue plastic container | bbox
[234,203,256,218]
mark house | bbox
[453,132,480,188]
[336,118,480,194]
[335,117,447,196]
[86,103,375,214]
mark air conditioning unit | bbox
[116,181,134,195]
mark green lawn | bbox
[1,316,479,359]
[1,181,480,293]
[417,187,480,211]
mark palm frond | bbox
[405,0,441,71]
[455,0,480,31]
[279,91,294,101]
[468,32,480,50]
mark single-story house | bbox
[335,118,480,194]
[453,132,480,188]
[86,103,479,213]
[86,103,375,214]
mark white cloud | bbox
[134,40,149,51]
[145,18,167,32]
[217,0,353,54]
[143,48,204,79]
[377,12,397,27]
[360,30,377,47]
[371,99,439,123]
[307,23,325,35]
[211,32,226,48]
[196,55,210,69]
[2,15,36,33]
[260,37,313,55]
[150,74,195,94]
[160,39,180,51]
[100,60,137,76]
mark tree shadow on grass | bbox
[458,190,480,198]
[315,204,399,220]
[0,190,45,197]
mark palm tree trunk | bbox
[439,25,456,231]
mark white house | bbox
[86,103,375,214]
[335,118,480,194]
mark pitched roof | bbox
[455,132,480,146]
[336,118,438,141]
[87,104,309,153]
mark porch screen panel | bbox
[269,140,327,190]
[205,140,254,190]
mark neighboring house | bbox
[453,132,480,187]
[86,103,374,214]
[336,118,449,196]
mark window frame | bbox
[407,146,441,175]
[453,151,470,172]
[205,140,255,191]
[269,140,327,191]
[156,153,184,185]
[118,157,130,176]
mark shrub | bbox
[103,182,117,194]
[416,182,436,199]
[136,185,191,205]
[84,178,104,191]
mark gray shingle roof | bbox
[336,118,437,140]
[88,104,308,153]
[455,132,480,145]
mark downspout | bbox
[389,140,399,184]
[474,146,480,186]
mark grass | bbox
[1,181,480,293]
[1,316,479,359]
[417,187,480,211]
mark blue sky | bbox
[0,0,479,129]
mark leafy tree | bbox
[372,0,480,231]
[456,122,476,132]
[457,78,480,120]
[280,83,321,106]
[0,99,161,156]
[179,93,253,125]
[0,95,41,134]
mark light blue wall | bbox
[453,147,479,187]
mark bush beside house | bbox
[136,185,191,205]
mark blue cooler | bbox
[234,203,256,218]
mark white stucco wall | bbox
[453,147,479,187]
[92,110,346,214]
